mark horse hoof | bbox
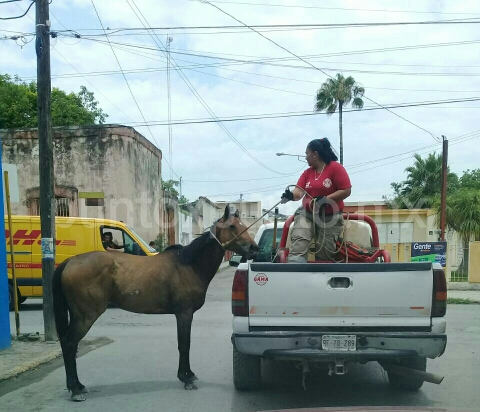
[71,393,86,402]
[184,382,198,390]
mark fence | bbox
[450,246,469,282]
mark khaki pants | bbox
[287,209,344,263]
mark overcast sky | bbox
[2,0,480,216]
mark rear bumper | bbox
[232,331,447,361]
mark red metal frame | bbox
[277,213,391,263]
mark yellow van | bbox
[5,215,157,309]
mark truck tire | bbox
[8,284,24,311]
[233,346,261,390]
[8,284,14,311]
[386,357,427,391]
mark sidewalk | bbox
[0,335,111,384]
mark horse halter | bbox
[209,218,247,250]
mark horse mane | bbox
[167,231,214,265]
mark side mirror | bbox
[229,254,242,267]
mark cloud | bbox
[1,0,479,219]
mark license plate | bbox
[322,335,357,351]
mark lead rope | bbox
[210,200,283,250]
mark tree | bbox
[435,170,480,274]
[386,153,458,209]
[162,179,189,204]
[314,73,365,164]
[0,74,107,129]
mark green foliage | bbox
[314,73,365,114]
[444,188,480,244]
[0,74,107,129]
[386,153,458,209]
[459,169,480,190]
[386,153,480,254]
[314,73,365,164]
[153,233,168,252]
[162,179,189,204]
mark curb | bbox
[0,348,62,382]
[447,282,480,291]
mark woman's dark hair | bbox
[307,138,338,164]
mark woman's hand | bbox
[281,189,294,203]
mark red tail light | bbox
[432,268,447,317]
[232,269,248,316]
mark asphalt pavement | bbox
[0,265,479,412]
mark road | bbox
[1,266,479,412]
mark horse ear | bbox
[223,204,230,221]
[234,209,240,218]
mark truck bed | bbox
[247,262,434,329]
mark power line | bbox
[199,0,441,143]
[102,97,480,127]
[71,34,480,77]
[48,17,480,33]
[125,0,294,177]
[0,0,34,20]
[184,129,480,185]
[189,0,480,16]
[89,0,179,179]
[201,132,480,198]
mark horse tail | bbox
[52,259,70,340]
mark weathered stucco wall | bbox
[1,125,163,242]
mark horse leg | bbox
[61,314,99,402]
[175,311,198,390]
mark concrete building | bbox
[1,125,165,243]
[214,200,265,237]
[188,196,221,237]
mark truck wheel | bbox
[8,284,14,311]
[233,346,261,390]
[386,357,427,391]
[8,285,24,311]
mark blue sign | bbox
[0,136,11,350]
[411,242,447,268]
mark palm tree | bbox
[314,73,365,164]
[389,153,458,209]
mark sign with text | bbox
[411,242,447,268]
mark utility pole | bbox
[36,0,56,341]
[440,135,448,242]
[166,35,173,180]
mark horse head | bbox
[215,204,259,260]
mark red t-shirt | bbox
[296,161,351,214]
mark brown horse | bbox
[52,205,258,401]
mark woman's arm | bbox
[292,186,305,201]
[327,188,351,202]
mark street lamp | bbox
[276,152,307,163]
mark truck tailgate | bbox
[248,262,433,328]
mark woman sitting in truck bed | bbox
[280,138,351,263]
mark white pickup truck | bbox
[231,213,447,391]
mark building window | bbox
[85,198,105,206]
[26,186,78,217]
[28,197,70,217]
